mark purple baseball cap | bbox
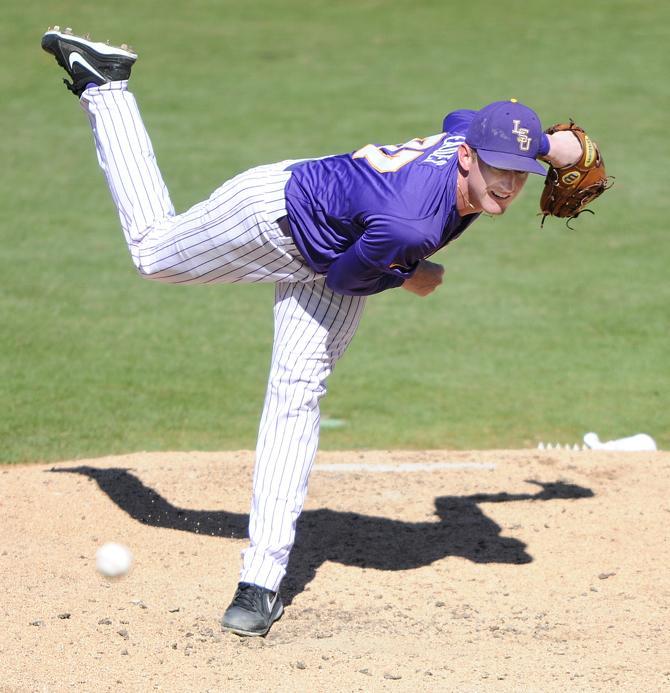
[465,99,546,175]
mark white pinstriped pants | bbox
[80,82,366,592]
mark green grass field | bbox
[1,0,668,463]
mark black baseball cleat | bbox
[41,26,137,97]
[221,582,284,637]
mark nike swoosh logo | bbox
[68,52,105,80]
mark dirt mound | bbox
[2,449,668,691]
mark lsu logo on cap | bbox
[512,120,531,151]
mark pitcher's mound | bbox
[2,449,668,691]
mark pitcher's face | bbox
[457,144,529,215]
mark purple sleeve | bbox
[326,245,406,295]
[539,133,550,157]
[442,109,477,134]
[325,215,432,296]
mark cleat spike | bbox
[64,27,73,34]
[53,25,60,31]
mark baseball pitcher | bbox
[41,27,608,637]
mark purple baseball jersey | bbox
[283,109,480,296]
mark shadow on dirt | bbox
[51,466,593,604]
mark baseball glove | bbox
[540,122,612,227]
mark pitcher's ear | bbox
[458,143,475,172]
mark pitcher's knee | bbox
[137,264,161,280]
[131,248,180,283]
[132,258,164,281]
[268,372,327,410]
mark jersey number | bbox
[352,134,445,173]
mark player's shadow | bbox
[51,466,593,605]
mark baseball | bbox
[95,542,133,577]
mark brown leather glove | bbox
[540,122,612,227]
